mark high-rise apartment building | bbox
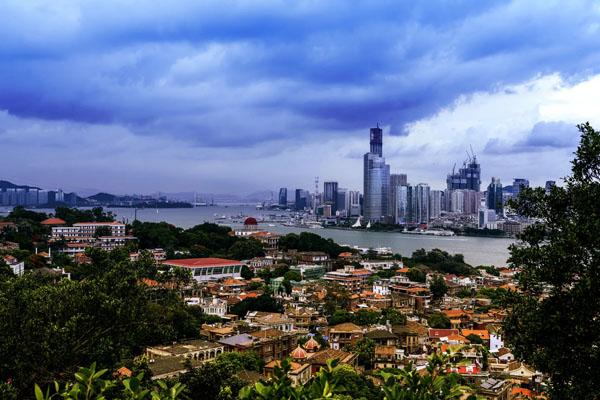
[389,173,408,222]
[337,188,348,216]
[412,183,430,224]
[486,177,503,215]
[363,125,390,222]
[323,181,339,213]
[429,190,443,220]
[278,188,288,207]
[348,190,361,217]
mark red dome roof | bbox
[244,217,258,225]
[291,345,308,359]
[304,337,321,351]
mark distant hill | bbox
[0,180,41,190]
[87,192,117,203]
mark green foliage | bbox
[278,232,350,258]
[227,238,265,260]
[378,353,472,400]
[476,287,510,308]
[33,362,185,400]
[427,312,451,329]
[240,354,470,400]
[179,354,255,400]
[230,293,283,317]
[240,265,255,280]
[503,122,600,398]
[380,308,407,326]
[323,282,351,316]
[406,267,426,283]
[429,275,448,301]
[455,288,472,299]
[131,221,262,260]
[477,265,500,276]
[411,249,477,276]
[55,207,115,225]
[465,334,483,345]
[351,337,376,369]
[0,251,205,397]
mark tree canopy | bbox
[503,122,600,398]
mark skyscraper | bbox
[395,185,409,224]
[389,173,408,222]
[294,189,308,211]
[512,178,529,199]
[363,125,390,222]
[323,181,339,213]
[278,188,288,207]
[348,190,361,217]
[412,183,430,224]
[486,177,503,215]
[429,190,443,220]
[337,188,348,216]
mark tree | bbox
[427,312,451,329]
[227,238,265,260]
[34,362,185,400]
[406,267,426,283]
[429,275,448,301]
[230,293,283,317]
[351,337,376,370]
[465,334,483,345]
[503,123,600,398]
[240,265,255,280]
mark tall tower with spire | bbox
[363,124,390,222]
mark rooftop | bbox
[163,257,244,268]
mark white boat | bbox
[351,216,362,228]
[366,221,371,229]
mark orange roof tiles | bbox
[461,329,490,340]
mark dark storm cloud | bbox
[1,0,599,148]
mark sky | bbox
[2,0,600,195]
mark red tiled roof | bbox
[429,329,459,338]
[163,258,244,268]
[41,218,66,225]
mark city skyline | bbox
[2,1,600,193]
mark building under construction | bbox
[446,149,481,192]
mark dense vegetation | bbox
[278,232,351,258]
[503,123,600,398]
[408,248,477,276]
[240,354,473,400]
[0,248,214,398]
[130,221,265,260]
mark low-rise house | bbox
[290,264,327,280]
[392,321,428,354]
[304,348,358,374]
[145,339,224,380]
[477,378,512,400]
[360,260,399,271]
[218,329,299,363]
[245,311,295,332]
[328,322,363,350]
[429,328,460,343]
[374,345,404,370]
[186,297,227,317]
[366,329,398,346]
[296,251,329,265]
[129,248,166,262]
[3,255,24,276]
[263,360,311,386]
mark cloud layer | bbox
[1,0,600,193]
